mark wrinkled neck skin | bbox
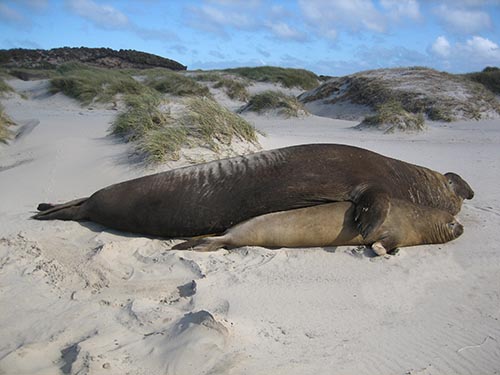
[394,165,463,215]
[409,206,457,245]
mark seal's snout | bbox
[454,222,464,238]
[444,172,474,200]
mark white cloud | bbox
[66,0,177,41]
[431,36,451,57]
[299,0,386,36]
[429,35,500,72]
[381,0,421,20]
[462,36,500,60]
[435,4,492,33]
[187,4,256,36]
[268,22,308,42]
[66,0,130,29]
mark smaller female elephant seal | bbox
[173,199,464,255]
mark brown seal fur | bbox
[173,200,464,255]
[33,144,473,238]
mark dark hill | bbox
[0,47,186,71]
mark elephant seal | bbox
[33,143,473,239]
[173,200,464,255]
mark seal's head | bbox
[429,215,464,245]
[445,172,474,200]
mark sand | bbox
[1,79,499,375]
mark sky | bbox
[1,0,500,76]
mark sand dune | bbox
[1,79,499,374]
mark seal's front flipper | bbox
[172,236,227,252]
[353,189,391,240]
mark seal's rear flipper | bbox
[172,236,227,252]
[353,188,391,240]
[32,197,88,221]
[37,203,55,211]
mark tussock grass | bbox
[357,100,425,133]
[241,90,307,117]
[192,72,250,101]
[224,66,319,90]
[0,103,15,143]
[111,93,258,162]
[213,77,249,101]
[50,63,145,105]
[182,97,258,151]
[144,70,210,97]
[466,67,500,95]
[111,90,171,140]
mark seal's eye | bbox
[447,222,456,228]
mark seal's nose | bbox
[454,222,464,237]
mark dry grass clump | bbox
[182,97,258,152]
[224,66,319,90]
[213,77,249,101]
[144,70,211,97]
[240,90,307,117]
[111,92,258,163]
[0,103,15,143]
[50,63,145,105]
[357,100,425,133]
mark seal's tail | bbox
[32,197,89,221]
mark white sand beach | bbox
[1,79,499,375]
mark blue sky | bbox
[1,0,500,76]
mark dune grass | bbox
[224,66,319,90]
[144,69,211,97]
[241,90,307,117]
[0,103,15,143]
[192,72,250,101]
[111,92,257,162]
[182,97,258,152]
[358,100,425,133]
[50,63,145,105]
[213,77,249,101]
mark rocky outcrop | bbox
[0,47,186,71]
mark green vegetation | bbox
[242,90,307,117]
[466,66,500,95]
[144,70,211,97]
[111,92,257,162]
[213,77,249,101]
[0,103,14,143]
[182,97,258,152]
[193,72,250,101]
[50,63,145,105]
[224,66,319,90]
[358,100,425,133]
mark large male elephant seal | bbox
[173,199,464,255]
[33,144,473,238]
